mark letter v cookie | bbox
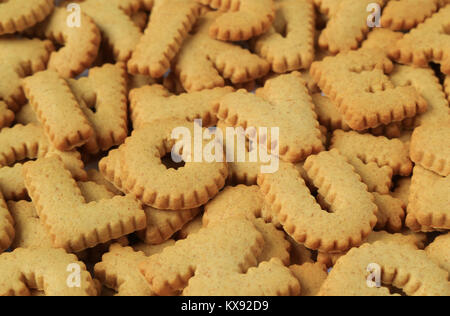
[253,0,315,73]
[214,72,324,163]
[390,5,450,75]
[0,37,54,110]
[258,150,378,253]
[197,0,275,41]
[0,0,54,35]
[23,70,94,151]
[310,47,428,130]
[67,63,128,154]
[23,156,147,253]
[30,6,101,78]
[174,11,270,92]
[130,84,233,129]
[128,0,202,78]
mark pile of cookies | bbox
[0,0,449,296]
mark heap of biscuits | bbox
[0,0,449,296]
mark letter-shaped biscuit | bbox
[389,5,450,75]
[128,0,202,78]
[139,218,300,296]
[318,0,386,54]
[130,84,233,129]
[0,37,53,110]
[310,47,428,131]
[31,6,101,78]
[253,0,315,73]
[258,150,378,253]
[0,247,98,296]
[22,70,94,151]
[174,11,270,92]
[0,191,14,253]
[197,0,275,41]
[214,72,324,163]
[23,157,146,253]
[426,233,450,273]
[99,120,228,210]
[0,0,54,35]
[406,165,449,231]
[381,0,440,31]
[68,63,129,154]
[0,101,13,130]
[318,242,450,296]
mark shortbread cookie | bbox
[0,101,14,129]
[317,230,427,268]
[361,28,404,55]
[0,123,86,200]
[312,93,350,131]
[406,165,449,231]
[132,239,176,256]
[373,193,405,233]
[128,73,160,90]
[130,85,233,129]
[0,37,53,110]
[204,185,288,264]
[381,0,440,31]
[0,247,98,296]
[177,214,203,239]
[14,103,38,125]
[137,206,200,244]
[426,233,450,273]
[23,157,146,253]
[258,150,378,253]
[318,0,385,54]
[310,48,428,131]
[410,125,450,177]
[86,169,123,196]
[22,70,94,151]
[287,235,313,265]
[95,243,166,296]
[99,120,228,210]
[197,0,275,41]
[392,177,411,207]
[313,0,343,17]
[174,11,270,92]
[8,181,115,250]
[131,10,148,31]
[67,63,128,154]
[31,6,101,78]
[214,72,324,163]
[331,130,413,176]
[0,0,54,35]
[389,5,450,74]
[128,0,202,78]
[78,0,149,62]
[390,65,450,127]
[289,263,328,296]
[140,218,300,296]
[318,242,450,296]
[253,0,314,73]
[0,191,14,253]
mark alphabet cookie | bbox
[22,70,94,151]
[197,0,275,41]
[318,242,450,296]
[381,0,440,31]
[0,37,53,110]
[100,120,228,209]
[426,233,450,273]
[128,0,202,78]
[214,72,324,163]
[23,156,146,253]
[30,6,101,78]
[310,47,428,131]
[253,0,315,73]
[0,101,14,130]
[0,247,98,296]
[390,5,450,75]
[0,191,14,253]
[139,218,300,296]
[0,0,54,35]
[174,11,270,92]
[258,150,378,253]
